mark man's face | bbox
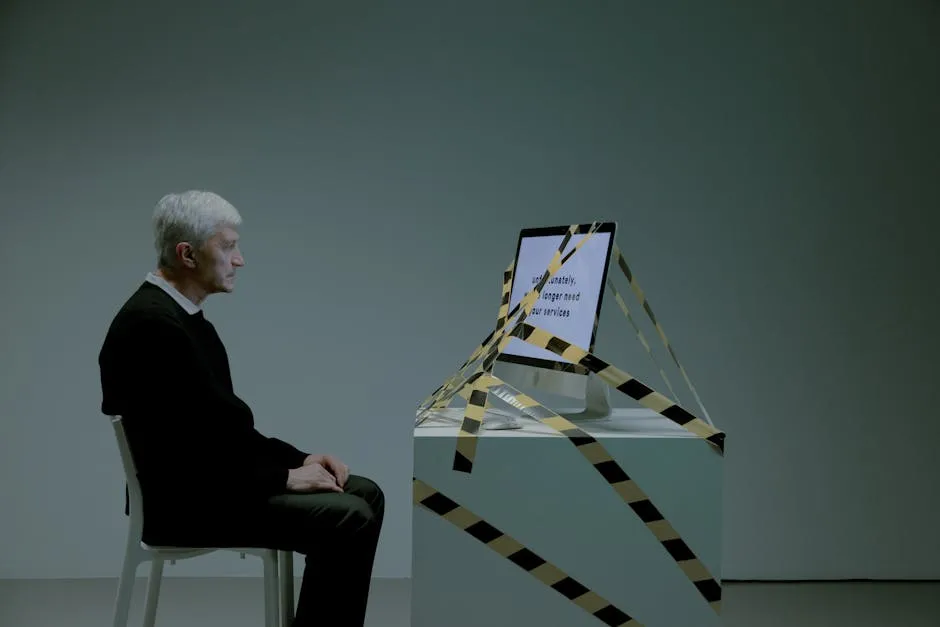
[194,226,245,294]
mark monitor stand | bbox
[559,372,612,422]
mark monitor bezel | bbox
[495,221,617,376]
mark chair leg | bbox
[278,550,295,626]
[262,551,279,627]
[111,548,141,627]
[142,558,164,627]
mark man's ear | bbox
[176,242,198,268]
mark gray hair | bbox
[152,190,242,269]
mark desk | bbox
[411,408,724,627]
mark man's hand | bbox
[303,453,349,488]
[286,462,343,493]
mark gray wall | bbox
[1,0,938,580]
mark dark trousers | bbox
[152,475,385,627]
[270,475,385,627]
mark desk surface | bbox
[414,407,704,439]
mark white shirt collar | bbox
[145,272,202,315]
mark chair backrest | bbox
[108,415,145,541]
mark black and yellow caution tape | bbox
[474,223,599,369]
[428,258,516,413]
[606,278,679,402]
[443,372,722,614]
[413,477,644,626]
[509,323,724,453]
[415,226,725,616]
[469,224,602,389]
[417,223,602,420]
[496,258,514,331]
[610,243,713,426]
[452,373,492,473]
[442,313,721,457]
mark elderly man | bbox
[98,190,384,627]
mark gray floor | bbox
[1,577,938,626]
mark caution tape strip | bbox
[496,258,515,331]
[421,230,708,429]
[606,278,679,402]
[475,222,599,372]
[453,374,492,473]
[510,323,724,452]
[610,243,713,425]
[472,223,602,387]
[417,232,566,417]
[417,223,602,420]
[415,228,725,616]
[445,372,722,614]
[413,477,644,627]
[429,258,516,412]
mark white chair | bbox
[107,415,296,627]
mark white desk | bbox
[411,408,724,627]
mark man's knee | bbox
[310,496,376,540]
[346,475,385,517]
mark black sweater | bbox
[98,282,308,527]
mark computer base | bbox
[481,415,524,430]
[558,372,612,422]
[485,369,614,427]
[557,408,613,422]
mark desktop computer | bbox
[489,221,617,425]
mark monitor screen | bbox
[497,222,616,372]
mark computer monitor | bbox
[492,222,617,421]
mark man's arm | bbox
[249,432,350,488]
[250,431,309,469]
[111,311,290,495]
